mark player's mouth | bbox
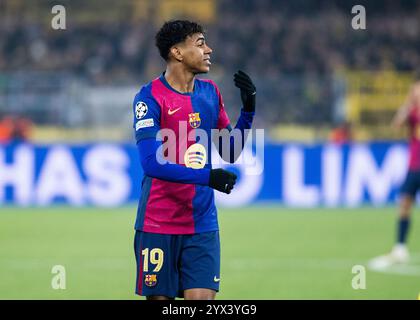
[204,58,211,65]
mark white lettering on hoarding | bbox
[0,145,34,205]
[344,145,407,206]
[0,143,409,207]
[84,145,130,207]
[322,145,342,206]
[283,146,320,207]
[35,146,84,205]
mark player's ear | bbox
[169,46,183,62]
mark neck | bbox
[164,64,195,93]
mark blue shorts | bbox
[134,230,220,298]
[400,170,420,197]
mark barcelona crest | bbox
[144,274,157,287]
[188,112,201,128]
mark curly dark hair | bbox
[155,20,204,61]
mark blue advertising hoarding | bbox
[0,142,408,207]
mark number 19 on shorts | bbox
[141,248,164,272]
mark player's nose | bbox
[205,45,213,55]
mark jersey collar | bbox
[159,72,196,96]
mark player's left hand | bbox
[234,70,256,113]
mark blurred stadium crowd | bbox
[0,0,419,139]
[0,114,32,143]
[2,1,419,78]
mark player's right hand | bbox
[209,168,237,194]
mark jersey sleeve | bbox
[132,86,161,143]
[213,84,231,130]
[138,138,210,186]
[408,107,417,125]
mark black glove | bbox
[234,70,256,112]
[209,168,237,194]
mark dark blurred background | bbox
[0,0,419,142]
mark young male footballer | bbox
[369,82,420,268]
[132,20,256,300]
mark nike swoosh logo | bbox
[214,276,220,282]
[168,107,181,115]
